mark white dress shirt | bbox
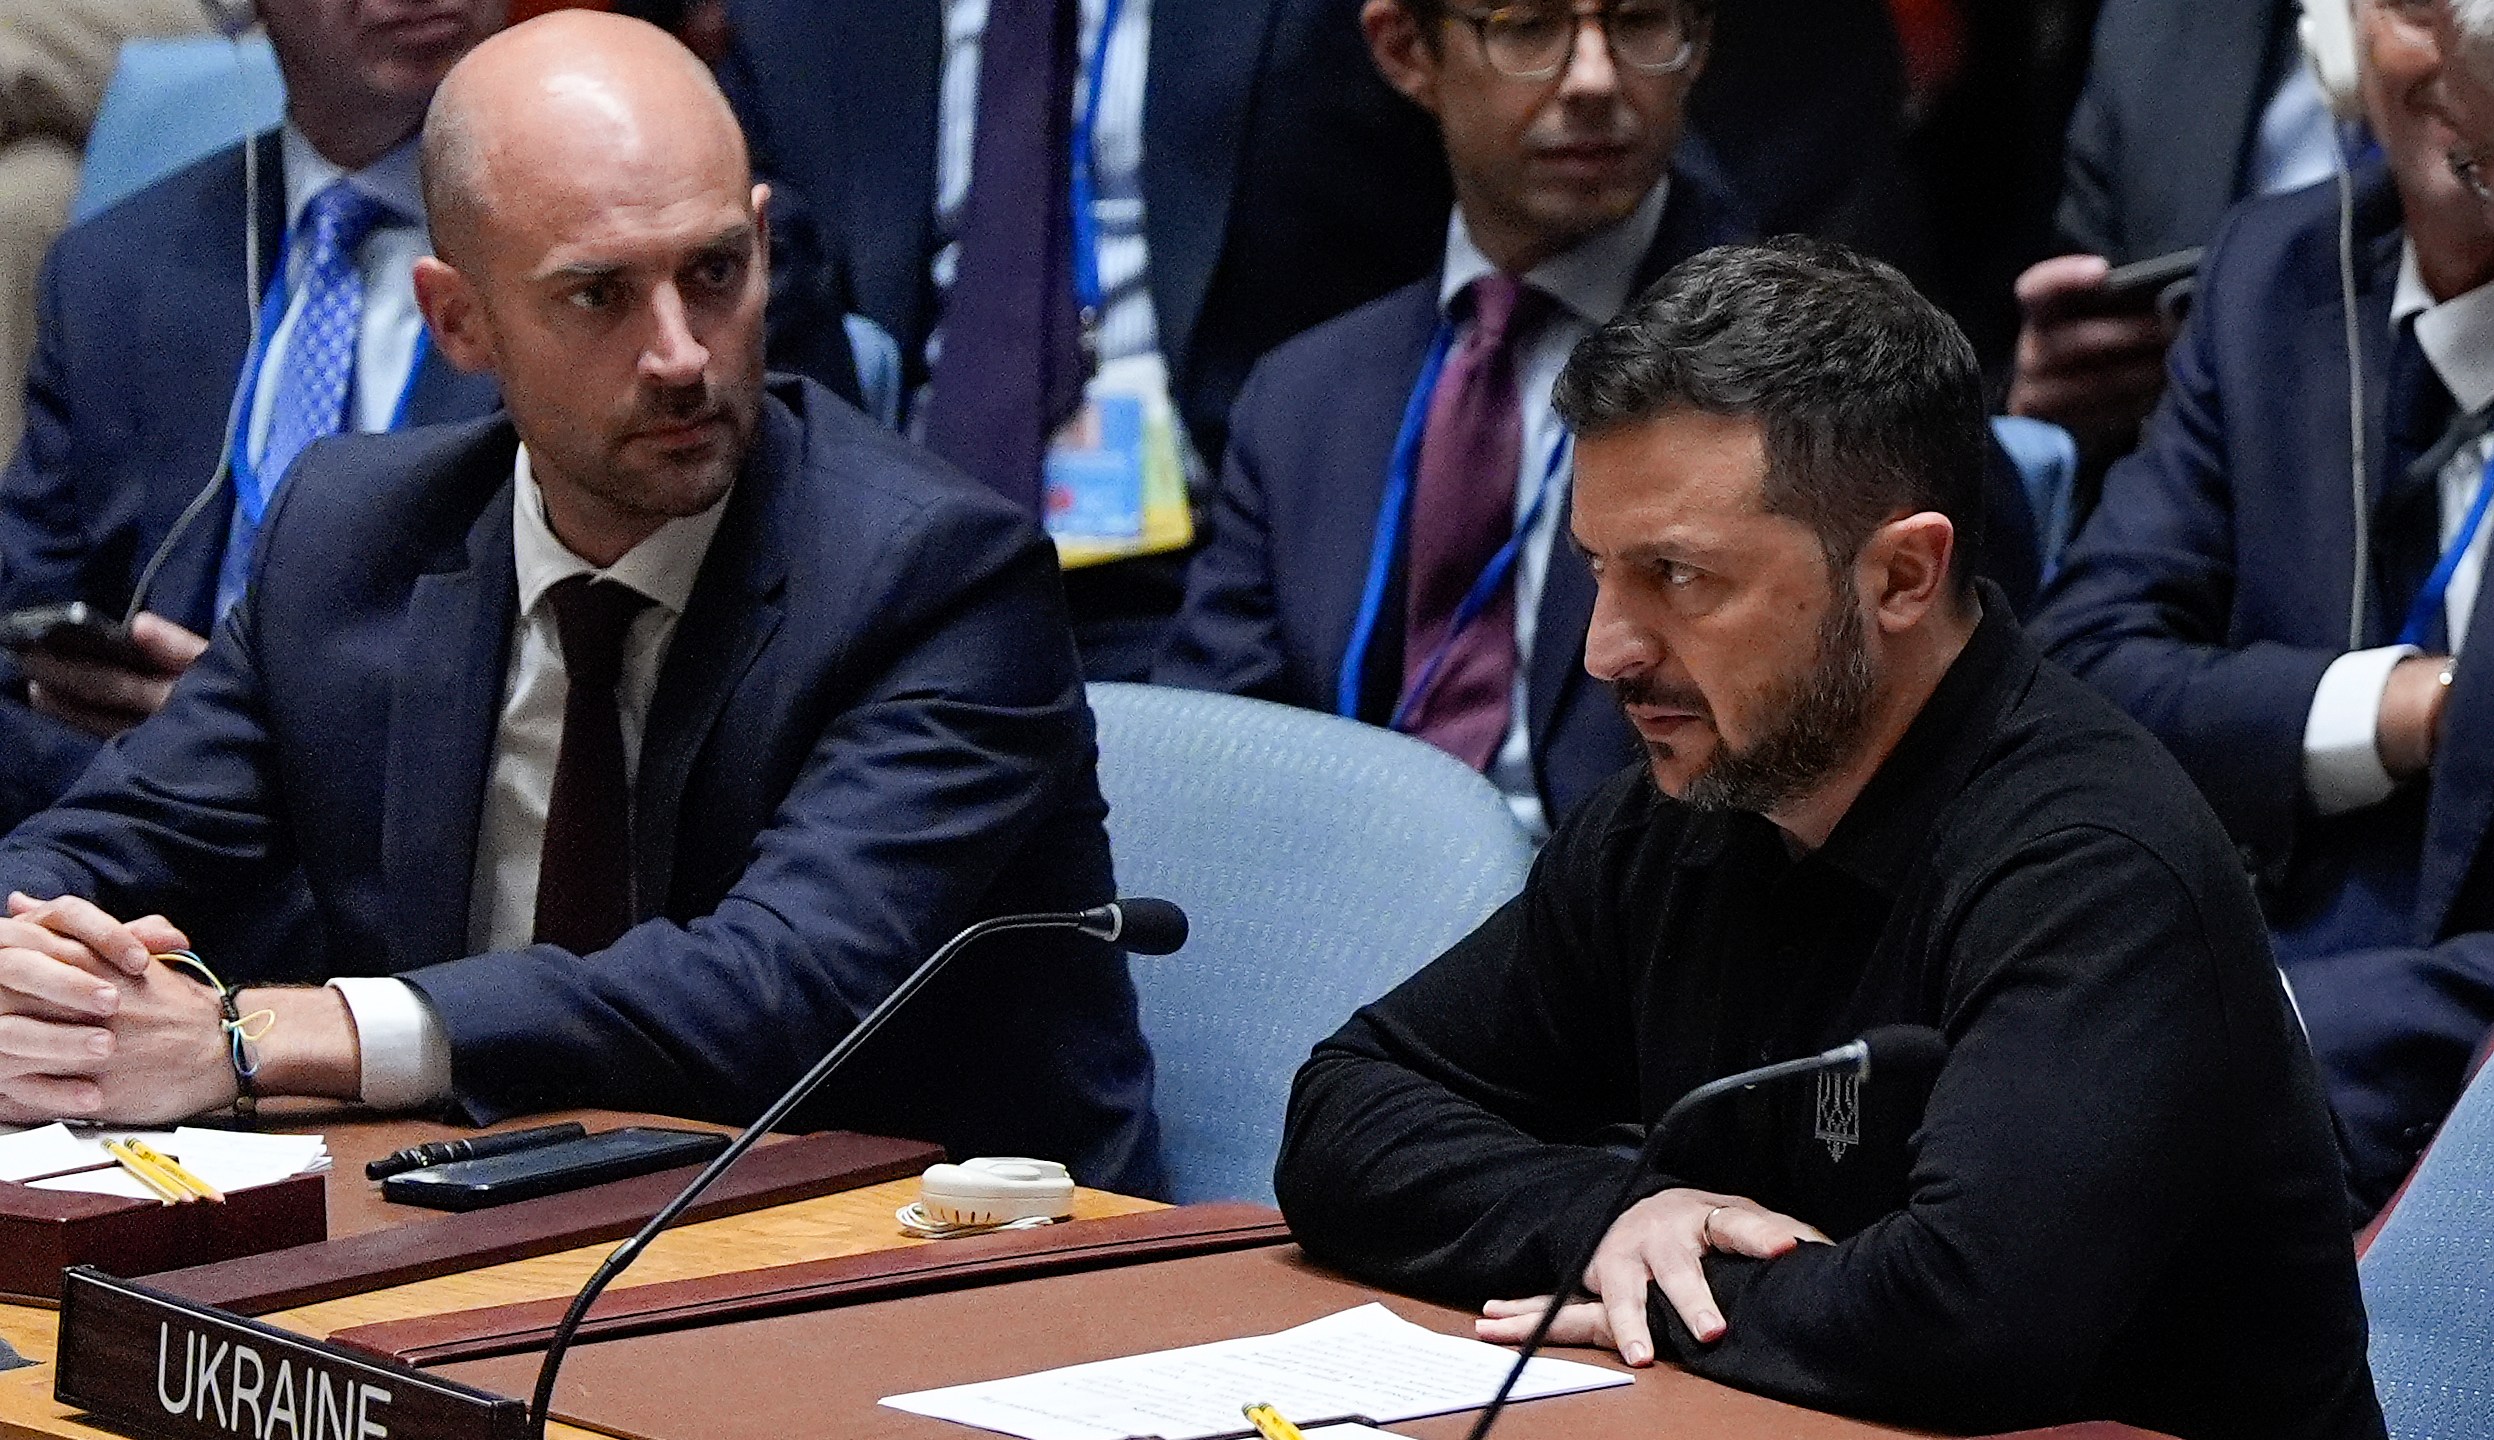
[931,0,1156,369]
[1435,178,1671,838]
[2302,244,2494,815]
[244,126,431,467]
[330,449,731,1108]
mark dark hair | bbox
[1553,237,1989,600]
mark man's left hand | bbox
[0,894,233,1124]
[1476,1188,1828,1364]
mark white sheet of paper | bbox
[0,1123,105,1182]
[13,1126,328,1197]
[880,1302,1630,1440]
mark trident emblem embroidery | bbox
[1814,1070,1861,1162]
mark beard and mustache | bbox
[1610,583,1880,817]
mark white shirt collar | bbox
[279,123,427,235]
[1439,174,1673,327]
[510,445,731,621]
[2390,239,2494,415]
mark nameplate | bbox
[55,1268,531,1440]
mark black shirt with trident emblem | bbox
[1276,585,2383,1440]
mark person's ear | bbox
[414,257,495,375]
[1855,511,1957,634]
[752,181,772,261]
[1362,0,1443,116]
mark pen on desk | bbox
[365,1121,588,1179]
[1242,1403,1309,1440]
[119,1138,224,1202]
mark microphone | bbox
[525,897,1189,1437]
[1465,1024,1948,1440]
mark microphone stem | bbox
[526,911,1092,1437]
[1461,1047,1860,1440]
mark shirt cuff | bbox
[326,977,454,1110]
[2303,645,2421,816]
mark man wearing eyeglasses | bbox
[2033,0,2494,1220]
[1156,0,1748,834]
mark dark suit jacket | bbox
[0,132,502,831]
[716,0,1451,471]
[2057,0,2299,262]
[2032,161,2494,1211]
[1154,168,1750,828]
[0,376,1166,1197]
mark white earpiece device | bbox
[2301,0,2363,120]
[914,1158,1075,1228]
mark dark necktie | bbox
[918,0,1092,515]
[1401,273,1545,771]
[2380,320,2457,647]
[534,576,652,955]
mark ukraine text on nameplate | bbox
[53,1269,532,1440]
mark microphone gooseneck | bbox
[525,898,1188,1438]
[1463,1025,1947,1440]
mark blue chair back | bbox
[2361,1059,2494,1436]
[76,36,285,222]
[1087,683,1536,1204]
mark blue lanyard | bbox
[223,238,432,523]
[1336,319,1573,726]
[1067,0,1126,318]
[2399,448,2494,647]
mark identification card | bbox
[1044,352,1195,569]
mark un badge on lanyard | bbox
[1043,352,1195,570]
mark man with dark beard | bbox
[1273,241,2385,1439]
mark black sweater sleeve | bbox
[1276,784,1665,1303]
[1657,824,2229,1432]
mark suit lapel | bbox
[2166,0,2290,246]
[1314,288,1441,716]
[144,134,289,629]
[632,396,797,917]
[1141,0,1282,381]
[381,436,520,969]
[836,0,944,351]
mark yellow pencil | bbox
[118,1139,223,1202]
[101,1140,187,1205]
[1241,1403,1308,1440]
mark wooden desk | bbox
[0,1178,1161,1440]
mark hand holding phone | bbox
[3,606,208,738]
[2008,253,2189,457]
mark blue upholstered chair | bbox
[75,35,284,222]
[1990,415,2081,584]
[1087,683,1536,1204]
[2361,1058,2494,1437]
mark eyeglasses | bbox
[2452,144,2494,207]
[1444,2,1698,81]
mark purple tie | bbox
[1402,273,1544,771]
[919,0,1092,514]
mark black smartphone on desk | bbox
[380,1126,730,1211]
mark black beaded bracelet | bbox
[160,949,262,1122]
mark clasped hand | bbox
[1477,1187,1828,1365]
[0,892,233,1124]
